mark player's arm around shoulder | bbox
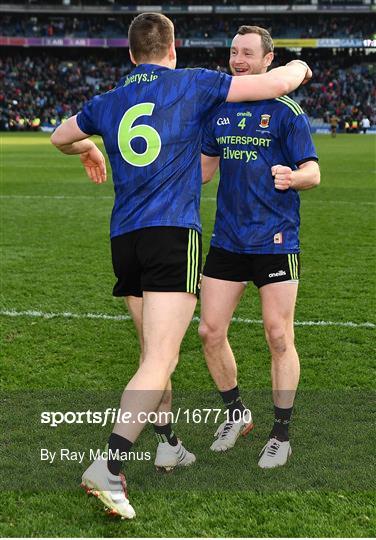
[51,115,106,184]
[201,154,220,184]
[226,60,312,103]
[272,161,320,191]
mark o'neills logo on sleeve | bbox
[274,232,283,244]
[259,114,271,128]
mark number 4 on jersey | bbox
[118,102,162,167]
[238,118,247,130]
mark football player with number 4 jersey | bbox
[199,26,320,468]
[51,13,312,519]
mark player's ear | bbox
[264,52,274,69]
[169,42,176,61]
[129,50,137,66]
[168,42,177,68]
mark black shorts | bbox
[111,227,202,297]
[203,246,300,289]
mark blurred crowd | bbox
[296,60,375,127]
[1,13,374,40]
[1,51,375,131]
[8,0,353,6]
[1,55,129,131]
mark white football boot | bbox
[258,437,292,469]
[81,458,136,519]
[154,440,196,472]
[210,410,254,452]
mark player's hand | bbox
[287,60,312,85]
[271,164,293,190]
[80,145,107,184]
[302,64,312,85]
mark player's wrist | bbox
[287,59,309,78]
[287,59,312,85]
[289,170,297,189]
[79,139,96,155]
[287,60,308,70]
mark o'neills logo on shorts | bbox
[268,270,287,278]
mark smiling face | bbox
[229,32,274,76]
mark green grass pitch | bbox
[0,133,375,537]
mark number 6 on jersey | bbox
[118,102,162,167]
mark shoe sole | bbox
[155,465,175,473]
[155,457,196,472]
[80,480,135,520]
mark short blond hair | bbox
[129,13,174,63]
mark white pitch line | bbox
[0,194,114,200]
[0,194,216,201]
[301,200,375,206]
[0,309,374,328]
[0,309,132,321]
[0,194,374,205]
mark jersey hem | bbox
[210,240,300,255]
[202,150,220,157]
[111,221,202,239]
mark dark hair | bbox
[128,13,174,63]
[237,25,274,55]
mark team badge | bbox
[259,114,271,128]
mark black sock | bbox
[107,433,133,475]
[270,406,293,442]
[153,423,178,446]
[219,385,246,422]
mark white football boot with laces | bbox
[258,437,292,469]
[210,410,254,452]
[81,457,136,519]
[154,440,196,472]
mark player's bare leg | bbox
[125,296,196,470]
[199,276,253,451]
[125,296,173,420]
[260,282,299,407]
[113,291,196,441]
[258,282,299,468]
[82,292,196,516]
[199,276,244,390]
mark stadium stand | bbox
[1,1,375,132]
[3,50,375,132]
[1,14,374,40]
[3,0,319,6]
[3,0,371,5]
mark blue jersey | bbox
[202,96,318,254]
[76,64,231,238]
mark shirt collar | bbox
[133,63,171,73]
